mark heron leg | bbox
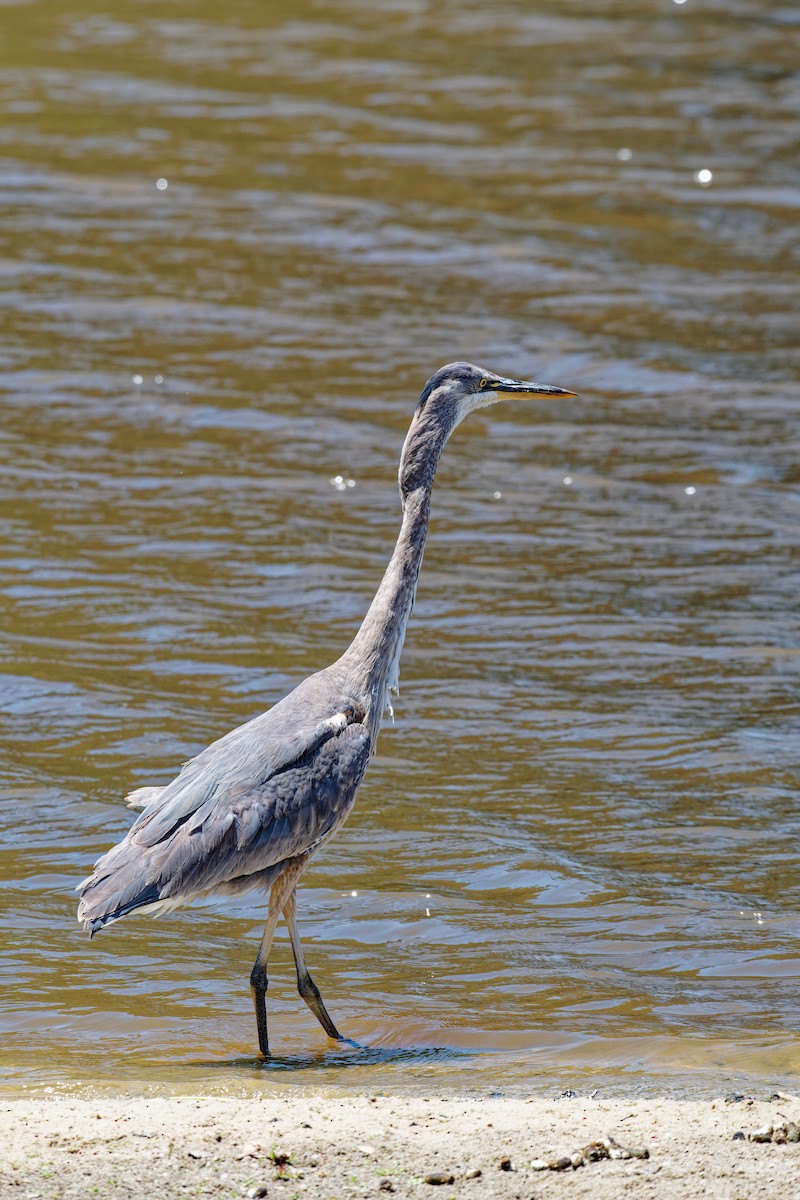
[250,861,306,1058]
[249,901,280,1059]
[283,889,343,1042]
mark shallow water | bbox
[1,0,799,1098]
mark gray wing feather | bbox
[78,698,371,931]
[126,786,165,811]
[130,689,356,850]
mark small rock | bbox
[529,1134,648,1172]
[561,1089,577,1099]
[498,1156,514,1172]
[465,1168,482,1180]
[732,1132,745,1141]
[425,1172,455,1186]
[745,1120,800,1145]
[237,1143,264,1160]
[378,1180,395,1192]
[247,1187,268,1199]
[597,1137,647,1163]
[187,1148,205,1160]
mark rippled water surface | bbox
[1,0,799,1097]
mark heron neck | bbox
[340,485,431,734]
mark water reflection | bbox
[0,0,799,1096]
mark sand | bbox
[1,1090,798,1200]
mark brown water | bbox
[1,0,799,1098]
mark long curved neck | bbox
[340,485,431,736]
[338,395,462,737]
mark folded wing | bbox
[77,698,370,935]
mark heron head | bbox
[418,361,577,418]
[399,361,577,500]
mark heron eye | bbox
[479,378,488,390]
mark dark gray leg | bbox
[250,902,281,1058]
[250,862,306,1058]
[283,890,343,1041]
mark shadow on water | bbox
[194,1043,471,1075]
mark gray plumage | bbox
[81,684,369,924]
[77,361,576,1057]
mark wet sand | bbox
[2,1091,798,1199]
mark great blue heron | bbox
[77,361,576,1057]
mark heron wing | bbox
[77,701,371,931]
[128,678,362,850]
[153,720,370,900]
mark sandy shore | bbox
[1,1091,799,1200]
